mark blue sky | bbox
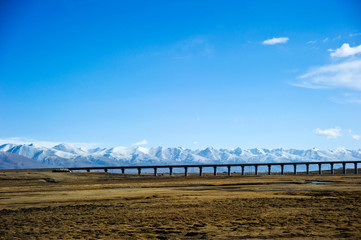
[1,0,361,149]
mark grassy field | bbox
[0,170,361,239]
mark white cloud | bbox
[323,37,329,42]
[348,129,361,140]
[352,135,361,140]
[262,37,289,45]
[132,139,148,146]
[296,59,361,90]
[315,127,342,139]
[329,43,361,58]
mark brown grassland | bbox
[0,169,361,239]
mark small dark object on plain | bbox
[52,168,71,172]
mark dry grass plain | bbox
[0,170,361,239]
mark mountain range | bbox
[1,143,361,169]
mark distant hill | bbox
[0,151,44,169]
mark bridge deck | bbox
[63,160,361,176]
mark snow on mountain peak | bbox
[135,146,150,154]
[52,143,88,156]
[0,144,16,152]
[111,146,130,153]
[1,143,361,169]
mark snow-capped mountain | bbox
[0,143,361,169]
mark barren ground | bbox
[0,170,361,239]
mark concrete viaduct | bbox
[67,160,361,176]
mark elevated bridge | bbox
[65,160,361,176]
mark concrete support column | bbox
[121,168,125,174]
[330,163,334,175]
[213,166,217,176]
[184,167,188,177]
[281,165,284,175]
[354,163,358,174]
[154,168,157,176]
[104,168,108,173]
[138,168,141,175]
[169,167,173,176]
[342,163,346,174]
[268,165,271,175]
[241,166,245,176]
[255,165,258,176]
[306,164,309,175]
[318,164,322,175]
[227,166,231,176]
[293,164,297,175]
[199,166,203,176]
[87,169,90,172]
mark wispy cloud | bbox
[307,40,317,45]
[296,59,361,90]
[262,37,289,45]
[351,135,361,140]
[348,129,361,140]
[333,35,342,41]
[170,36,212,59]
[329,43,361,58]
[349,33,361,37]
[233,117,243,123]
[151,36,212,60]
[329,93,361,105]
[315,127,342,139]
[0,137,99,149]
[295,42,361,105]
[132,139,148,146]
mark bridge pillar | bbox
[355,163,358,174]
[268,165,271,175]
[306,164,309,175]
[330,163,334,174]
[104,168,108,173]
[199,166,203,176]
[154,167,157,176]
[241,166,245,176]
[121,168,125,174]
[169,167,173,176]
[138,168,141,175]
[318,163,322,175]
[342,163,346,174]
[213,166,217,176]
[281,165,284,175]
[227,166,231,176]
[293,164,297,175]
[184,167,188,177]
[254,165,258,176]
[86,169,90,172]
